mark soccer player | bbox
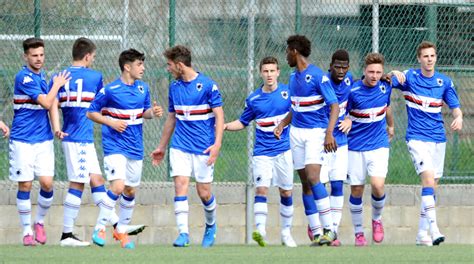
[224,56,296,247]
[346,53,394,246]
[0,120,9,137]
[274,35,339,246]
[389,41,463,246]
[151,45,224,248]
[9,38,70,246]
[51,38,145,247]
[318,49,353,246]
[87,48,163,249]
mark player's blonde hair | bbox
[364,52,384,68]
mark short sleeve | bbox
[208,82,223,108]
[238,97,255,126]
[88,87,108,112]
[443,79,461,109]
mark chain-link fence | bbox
[0,0,472,184]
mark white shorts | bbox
[62,141,102,183]
[253,150,294,190]
[347,147,389,185]
[170,148,214,183]
[320,145,348,184]
[407,140,446,179]
[9,140,55,182]
[103,154,143,187]
[290,127,326,170]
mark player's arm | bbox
[37,71,70,109]
[204,106,224,166]
[274,111,292,140]
[0,120,10,138]
[224,120,246,131]
[385,106,395,142]
[143,101,164,119]
[450,108,463,131]
[49,99,68,139]
[86,111,127,133]
[150,112,177,166]
[325,102,340,152]
[387,70,406,87]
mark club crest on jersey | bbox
[305,74,312,83]
[138,85,144,93]
[196,83,203,91]
[437,78,443,86]
[379,84,386,93]
[344,77,351,86]
[281,91,288,99]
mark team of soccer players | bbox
[4,34,463,248]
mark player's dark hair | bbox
[163,45,192,67]
[286,35,311,57]
[259,56,279,71]
[119,48,145,72]
[364,52,384,67]
[72,37,96,61]
[23,38,44,53]
[331,49,350,64]
[416,41,437,57]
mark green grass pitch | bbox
[1,244,473,263]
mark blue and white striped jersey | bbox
[88,78,151,160]
[168,73,223,155]
[239,83,291,157]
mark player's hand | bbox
[53,70,71,89]
[111,120,128,133]
[390,70,406,84]
[0,121,9,138]
[54,130,69,140]
[150,147,166,166]
[386,126,394,142]
[203,143,221,166]
[273,124,284,140]
[338,119,352,134]
[324,133,337,153]
[450,116,463,131]
[152,101,163,118]
[380,74,392,85]
[223,123,228,131]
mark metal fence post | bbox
[34,0,41,38]
[372,0,379,53]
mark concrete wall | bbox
[0,181,472,246]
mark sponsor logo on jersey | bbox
[281,91,288,99]
[322,75,330,83]
[22,76,33,84]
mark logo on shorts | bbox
[281,91,288,100]
[16,169,21,176]
[78,158,86,164]
[256,176,262,183]
[138,85,144,93]
[111,169,115,175]
[196,83,203,92]
[78,173,85,178]
[79,165,86,171]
